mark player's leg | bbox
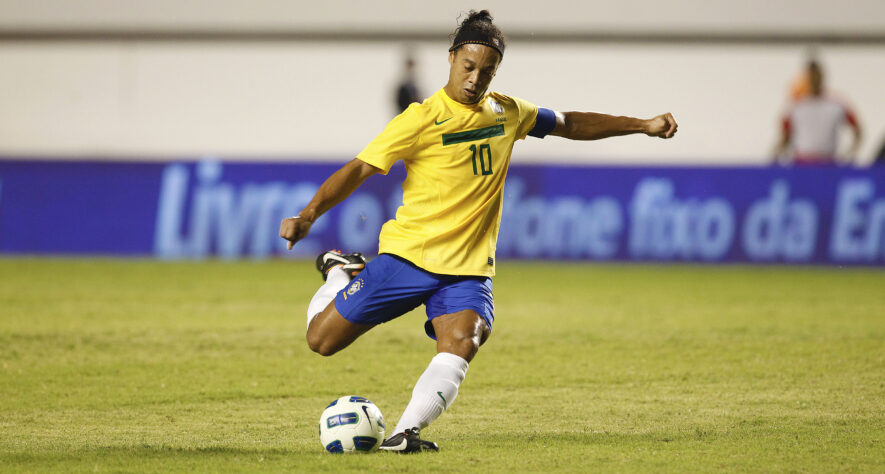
[303,250,371,356]
[381,278,493,453]
[431,308,491,362]
[306,250,367,330]
[306,300,373,356]
[389,310,489,431]
[306,253,434,357]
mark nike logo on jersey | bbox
[437,391,447,408]
[434,117,453,125]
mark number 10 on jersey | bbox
[470,144,493,176]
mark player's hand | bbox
[644,113,678,139]
[279,216,313,250]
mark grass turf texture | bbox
[0,258,883,472]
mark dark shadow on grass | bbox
[2,444,444,473]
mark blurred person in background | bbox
[787,50,817,102]
[280,10,677,453]
[774,59,862,165]
[395,52,422,114]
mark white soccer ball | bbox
[318,395,386,453]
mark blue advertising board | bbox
[1,159,884,265]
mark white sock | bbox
[306,267,350,328]
[393,352,469,434]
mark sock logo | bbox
[437,391,447,409]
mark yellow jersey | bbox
[356,88,539,277]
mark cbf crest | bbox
[346,278,364,296]
[488,98,504,115]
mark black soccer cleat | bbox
[379,427,439,454]
[315,250,367,281]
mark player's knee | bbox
[439,323,488,361]
[478,322,491,346]
[452,335,481,361]
[306,330,339,357]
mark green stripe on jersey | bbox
[442,124,505,146]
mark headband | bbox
[449,30,504,57]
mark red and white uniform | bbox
[782,94,858,164]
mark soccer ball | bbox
[318,395,386,453]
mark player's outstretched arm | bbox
[279,158,381,249]
[549,111,677,140]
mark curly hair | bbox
[449,10,506,57]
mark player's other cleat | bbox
[378,427,439,453]
[315,250,367,281]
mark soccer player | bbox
[280,10,677,453]
[774,60,862,165]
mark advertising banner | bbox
[1,159,884,265]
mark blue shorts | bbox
[334,254,494,339]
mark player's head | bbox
[807,60,824,96]
[444,10,506,104]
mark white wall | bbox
[2,0,883,33]
[1,0,884,164]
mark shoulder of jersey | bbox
[487,91,511,101]
[401,100,427,115]
[487,91,516,106]
[403,96,444,118]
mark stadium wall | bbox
[2,159,884,266]
[1,42,883,165]
[3,0,882,33]
[1,1,884,165]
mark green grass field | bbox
[1,258,883,472]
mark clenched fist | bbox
[644,113,678,139]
